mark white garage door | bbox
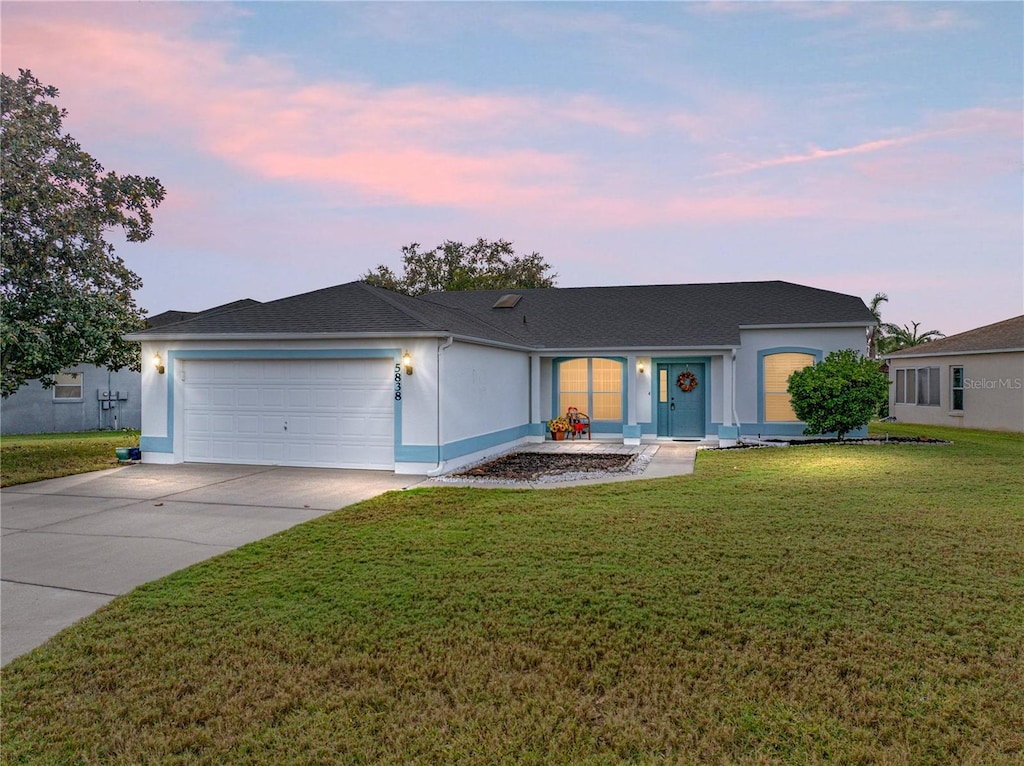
[183,359,394,469]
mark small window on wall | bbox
[764,352,815,421]
[53,372,83,400]
[557,358,623,421]
[951,366,964,411]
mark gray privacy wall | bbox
[1,364,141,435]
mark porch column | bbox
[624,353,641,445]
[721,352,734,427]
[529,353,543,440]
[718,350,740,446]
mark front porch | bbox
[528,350,739,447]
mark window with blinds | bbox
[764,352,815,421]
[557,358,623,421]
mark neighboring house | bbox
[127,280,875,475]
[0,364,143,436]
[885,315,1024,433]
[0,299,259,435]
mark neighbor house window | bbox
[557,358,623,420]
[763,352,815,421]
[895,367,940,406]
[52,372,83,400]
[951,366,964,411]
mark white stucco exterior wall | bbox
[440,342,530,443]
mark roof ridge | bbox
[354,282,441,330]
[888,314,1024,355]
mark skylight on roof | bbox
[492,294,522,309]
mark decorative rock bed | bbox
[438,451,653,484]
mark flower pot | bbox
[552,431,566,441]
[115,448,131,461]
[128,448,141,461]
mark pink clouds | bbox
[1,3,827,228]
[705,130,958,179]
[2,1,1018,245]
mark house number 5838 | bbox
[394,363,402,401]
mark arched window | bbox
[763,352,816,422]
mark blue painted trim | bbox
[738,423,868,439]
[756,347,822,429]
[528,422,546,437]
[140,435,173,453]
[652,357,713,436]
[623,424,642,439]
[551,356,627,424]
[440,424,531,460]
[148,348,403,458]
[395,445,439,463]
[718,425,740,439]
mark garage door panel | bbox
[234,388,258,407]
[262,415,286,434]
[288,389,312,408]
[184,358,394,469]
[237,415,260,434]
[260,388,286,408]
[211,414,236,433]
[314,417,340,436]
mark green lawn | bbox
[0,430,140,487]
[2,423,1022,764]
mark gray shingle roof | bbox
[145,299,261,329]
[130,282,528,344]
[422,280,874,348]
[130,279,874,349]
[886,315,1024,357]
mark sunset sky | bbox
[3,1,1021,336]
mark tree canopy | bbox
[787,349,889,441]
[361,238,556,296]
[864,292,945,358]
[878,321,945,355]
[1,69,165,397]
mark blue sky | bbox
[3,1,1021,335]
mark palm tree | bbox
[866,292,888,360]
[879,321,945,354]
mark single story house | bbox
[885,314,1024,433]
[0,299,260,436]
[127,280,875,475]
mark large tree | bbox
[1,69,165,397]
[787,349,889,441]
[362,238,556,296]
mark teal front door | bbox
[657,363,705,438]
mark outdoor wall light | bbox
[402,350,413,376]
[153,353,165,375]
[638,360,645,375]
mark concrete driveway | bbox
[1,463,419,665]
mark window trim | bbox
[950,365,964,412]
[757,347,822,426]
[52,372,84,402]
[553,357,626,424]
[894,366,941,407]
